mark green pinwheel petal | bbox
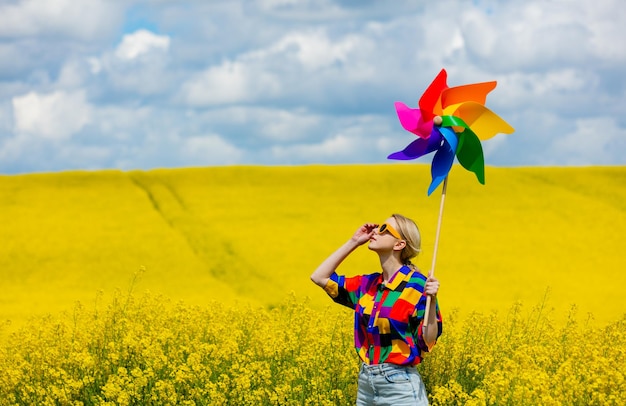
[440,115,485,184]
[456,128,485,184]
[441,115,467,128]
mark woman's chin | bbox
[367,241,381,252]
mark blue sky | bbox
[0,0,624,173]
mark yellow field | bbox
[1,165,624,325]
[0,288,624,405]
[0,164,625,404]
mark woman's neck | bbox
[378,253,403,283]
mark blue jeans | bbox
[356,363,429,406]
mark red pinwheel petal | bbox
[395,102,432,138]
[418,69,448,121]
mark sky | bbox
[0,0,624,174]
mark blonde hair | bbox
[391,213,421,266]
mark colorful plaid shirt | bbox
[324,265,442,366]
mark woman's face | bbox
[368,217,404,252]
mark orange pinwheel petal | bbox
[441,81,497,110]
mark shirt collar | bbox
[381,265,412,291]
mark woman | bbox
[310,213,442,406]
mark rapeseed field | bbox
[1,164,625,404]
[0,287,624,405]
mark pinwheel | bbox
[389,68,514,195]
[388,69,515,326]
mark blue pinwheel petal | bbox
[427,127,458,195]
[438,125,459,152]
[388,130,442,160]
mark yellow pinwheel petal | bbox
[443,101,514,140]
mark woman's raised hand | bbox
[351,223,378,245]
[424,275,440,297]
[310,222,379,287]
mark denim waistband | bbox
[360,363,417,376]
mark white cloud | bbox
[584,0,626,63]
[87,57,103,74]
[115,30,171,61]
[270,134,358,163]
[81,30,173,97]
[1,0,626,173]
[207,107,322,142]
[552,117,626,165]
[270,30,358,71]
[56,59,93,88]
[0,132,112,172]
[459,1,607,71]
[94,105,153,141]
[179,60,281,105]
[268,115,394,164]
[179,27,373,107]
[259,0,300,8]
[0,0,121,40]
[255,0,345,18]
[12,90,91,140]
[181,135,244,165]
[257,109,321,142]
[496,69,597,112]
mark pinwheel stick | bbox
[424,174,447,327]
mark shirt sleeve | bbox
[323,272,363,310]
[414,296,443,353]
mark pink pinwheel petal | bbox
[395,101,432,138]
[418,69,448,121]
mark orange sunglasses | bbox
[378,223,404,240]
